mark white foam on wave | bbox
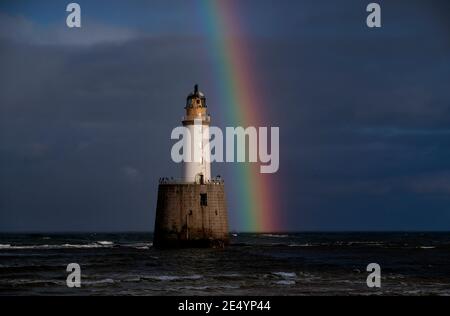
[261,234,289,238]
[126,242,153,250]
[272,272,297,279]
[174,284,240,291]
[0,242,155,250]
[97,241,114,246]
[0,243,113,250]
[419,246,435,249]
[275,280,296,285]
[62,243,105,249]
[288,243,313,247]
[146,274,203,281]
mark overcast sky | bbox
[1,0,450,232]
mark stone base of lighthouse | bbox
[153,182,229,248]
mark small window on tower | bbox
[200,193,207,206]
[196,99,201,105]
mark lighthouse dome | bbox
[186,84,206,108]
[187,84,205,97]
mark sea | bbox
[0,232,449,296]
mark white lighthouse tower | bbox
[182,84,211,183]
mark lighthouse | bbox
[153,85,229,248]
[182,84,211,183]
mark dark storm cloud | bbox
[1,0,450,231]
[0,14,210,231]
[239,0,450,230]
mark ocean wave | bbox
[345,241,384,246]
[6,279,65,286]
[123,277,142,283]
[275,280,296,285]
[213,273,242,279]
[272,272,297,279]
[62,243,112,249]
[287,241,387,248]
[83,278,116,285]
[173,285,240,291]
[0,243,112,250]
[0,241,155,251]
[261,234,289,238]
[96,241,114,246]
[144,274,203,281]
[288,243,314,247]
[124,242,153,250]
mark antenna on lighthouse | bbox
[194,84,199,94]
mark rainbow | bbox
[197,0,280,232]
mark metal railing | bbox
[158,177,224,185]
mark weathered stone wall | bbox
[153,183,229,248]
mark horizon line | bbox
[1,230,450,234]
